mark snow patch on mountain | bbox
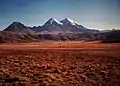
[49,18,63,25]
[60,18,80,26]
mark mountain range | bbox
[31,18,98,33]
[0,18,119,43]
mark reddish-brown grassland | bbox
[0,41,120,86]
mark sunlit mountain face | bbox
[0,0,120,30]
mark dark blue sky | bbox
[0,0,120,30]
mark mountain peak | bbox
[4,21,35,35]
[64,18,73,21]
[10,22,26,28]
[49,18,63,25]
[11,21,23,25]
[49,18,56,21]
[44,18,63,26]
[12,21,21,24]
[60,18,79,25]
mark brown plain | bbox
[0,41,120,86]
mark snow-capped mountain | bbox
[39,18,63,32]
[30,18,99,33]
[1,18,101,42]
[60,18,89,32]
[44,18,63,26]
[4,22,35,35]
[60,18,79,26]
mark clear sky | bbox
[0,0,120,30]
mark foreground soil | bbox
[0,41,120,86]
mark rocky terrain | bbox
[0,41,120,86]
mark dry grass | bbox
[0,41,120,86]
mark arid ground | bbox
[0,41,120,86]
